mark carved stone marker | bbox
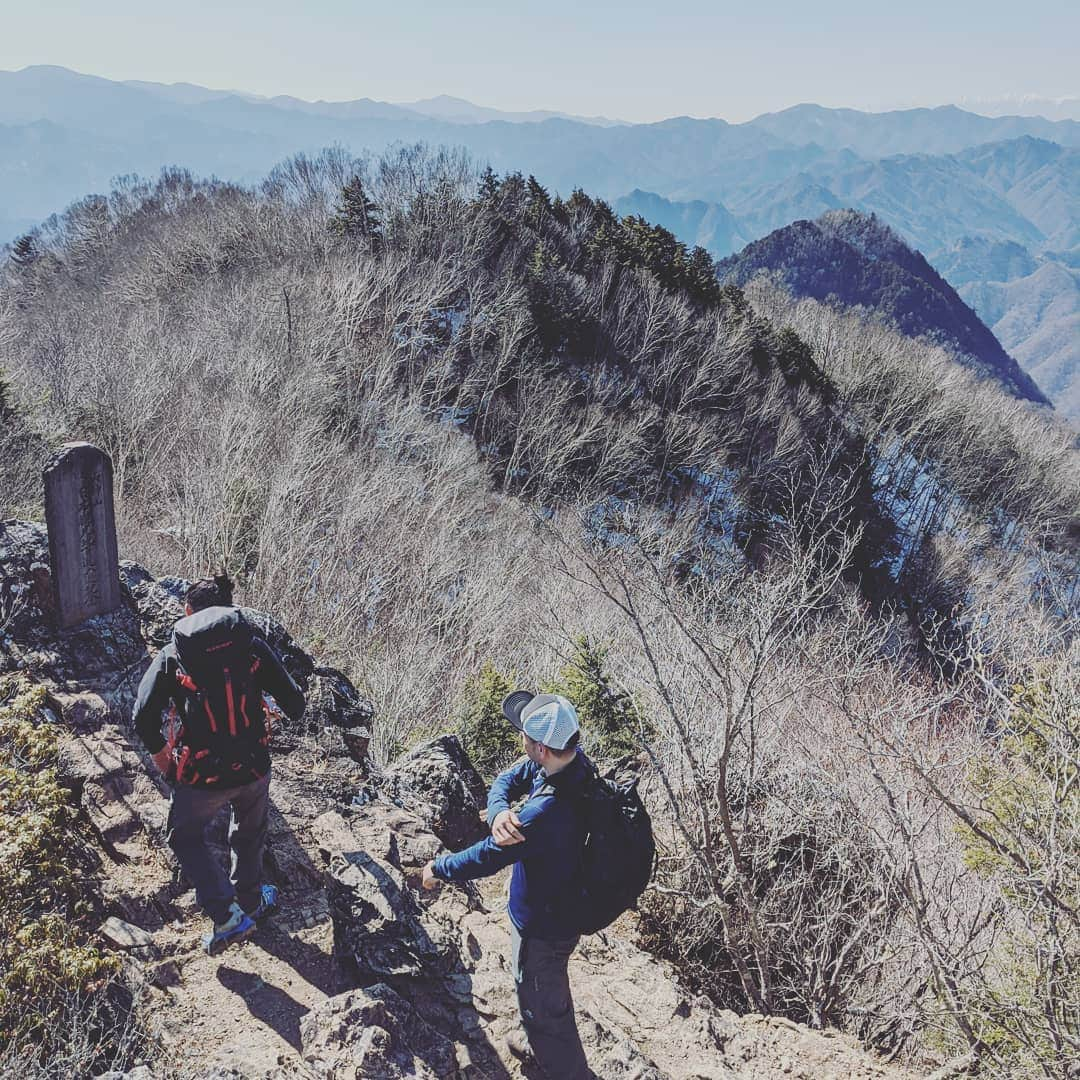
[43,442,122,628]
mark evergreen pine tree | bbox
[456,663,521,779]
[525,175,552,228]
[685,245,721,306]
[10,234,38,270]
[478,166,500,201]
[331,177,382,249]
[546,635,645,760]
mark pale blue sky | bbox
[0,0,1074,122]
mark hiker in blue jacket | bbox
[422,691,594,1080]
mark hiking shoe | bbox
[246,883,279,921]
[202,902,255,955]
[502,1030,535,1064]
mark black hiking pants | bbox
[510,921,592,1079]
[166,770,270,924]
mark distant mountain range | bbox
[1,64,1078,417]
[614,137,1080,420]
[120,78,625,126]
[718,210,1048,405]
[958,95,1080,123]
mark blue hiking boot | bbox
[246,883,279,922]
[202,902,256,955]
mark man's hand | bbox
[491,809,525,846]
[151,746,173,777]
[421,862,441,891]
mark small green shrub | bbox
[0,678,121,1056]
[957,666,1080,1077]
[545,635,647,761]
[456,663,522,779]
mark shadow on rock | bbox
[251,921,351,999]
[216,965,308,1051]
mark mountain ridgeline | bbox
[4,66,1080,417]
[718,209,1049,404]
[3,155,1077,663]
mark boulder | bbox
[306,665,374,741]
[379,734,487,849]
[99,916,156,952]
[120,562,185,649]
[301,983,458,1080]
[311,810,451,981]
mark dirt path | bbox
[149,902,342,1078]
[70,726,363,1079]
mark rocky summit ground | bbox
[1,520,924,1080]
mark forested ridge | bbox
[1,148,1078,1078]
[718,209,1049,404]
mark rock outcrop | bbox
[377,734,488,848]
[301,984,459,1080]
[0,519,372,745]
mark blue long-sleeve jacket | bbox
[433,750,592,940]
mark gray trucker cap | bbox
[501,691,581,750]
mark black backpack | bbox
[564,765,656,935]
[169,607,269,785]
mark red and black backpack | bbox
[167,606,270,786]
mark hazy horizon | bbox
[1,0,1076,124]
[4,62,1078,128]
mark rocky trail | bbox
[2,520,925,1079]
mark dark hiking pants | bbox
[166,770,271,924]
[510,921,592,1079]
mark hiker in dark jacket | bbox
[133,574,305,953]
[422,692,594,1079]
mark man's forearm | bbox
[434,836,521,882]
[255,639,306,722]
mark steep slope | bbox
[718,209,1050,404]
[612,147,1079,417]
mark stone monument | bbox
[43,442,122,629]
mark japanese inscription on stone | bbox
[43,442,122,628]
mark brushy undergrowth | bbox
[957,665,1080,1076]
[0,677,148,1074]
